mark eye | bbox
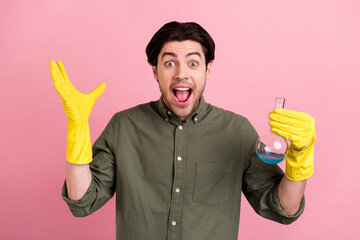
[189,61,198,67]
[165,61,175,67]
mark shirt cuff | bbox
[268,184,305,224]
[61,178,97,217]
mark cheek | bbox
[194,73,207,86]
[158,71,174,84]
[157,67,168,78]
[157,75,171,91]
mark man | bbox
[50,21,316,240]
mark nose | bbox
[174,63,189,80]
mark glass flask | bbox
[256,97,289,164]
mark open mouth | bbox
[172,87,192,105]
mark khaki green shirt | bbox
[62,97,304,240]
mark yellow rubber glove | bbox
[50,60,106,164]
[269,109,316,181]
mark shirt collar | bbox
[153,95,210,125]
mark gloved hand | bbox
[50,60,106,164]
[269,109,316,181]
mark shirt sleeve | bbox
[241,118,305,224]
[61,116,117,217]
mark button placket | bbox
[167,124,186,240]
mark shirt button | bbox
[165,118,168,122]
[175,188,180,193]
[177,156,182,161]
[167,111,172,115]
[194,117,198,123]
[171,221,177,226]
[178,125,183,130]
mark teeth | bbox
[174,88,190,91]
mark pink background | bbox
[1,0,359,239]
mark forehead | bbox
[159,40,205,58]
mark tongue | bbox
[175,90,190,102]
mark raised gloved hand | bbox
[50,60,106,164]
[269,109,316,181]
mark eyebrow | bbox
[161,52,202,60]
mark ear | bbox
[205,61,213,80]
[152,66,158,82]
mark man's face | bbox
[153,40,212,121]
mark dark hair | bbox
[146,21,215,66]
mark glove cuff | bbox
[66,122,93,165]
[285,136,315,181]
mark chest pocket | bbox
[193,162,231,204]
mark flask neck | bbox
[270,97,286,132]
[274,97,285,109]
